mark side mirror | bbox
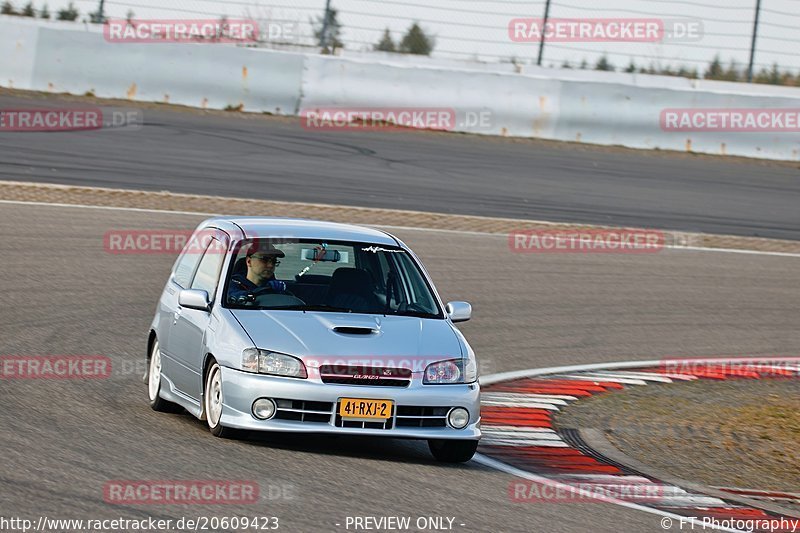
[179,289,211,311]
[445,301,472,323]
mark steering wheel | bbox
[250,285,296,298]
[252,293,307,307]
[399,302,431,313]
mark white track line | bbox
[587,371,674,383]
[615,371,700,381]
[483,393,578,401]
[479,357,800,387]
[481,400,562,410]
[556,374,650,385]
[2,198,800,258]
[482,393,570,406]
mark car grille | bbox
[268,400,452,431]
[319,365,412,387]
[395,406,449,428]
[273,399,334,424]
[334,400,395,430]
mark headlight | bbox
[464,354,478,383]
[242,348,307,378]
[424,359,464,384]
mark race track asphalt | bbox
[1,202,798,532]
[1,92,799,240]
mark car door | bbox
[167,231,229,401]
[158,234,206,389]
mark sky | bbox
[18,0,800,75]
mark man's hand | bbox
[229,292,255,304]
[267,280,287,292]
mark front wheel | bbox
[428,439,478,463]
[204,362,236,438]
[147,339,180,413]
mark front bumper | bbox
[218,366,481,440]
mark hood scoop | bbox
[333,326,377,335]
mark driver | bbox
[228,241,287,304]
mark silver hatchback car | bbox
[146,217,481,462]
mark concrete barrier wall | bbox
[552,77,800,159]
[0,17,40,89]
[302,56,800,160]
[33,28,305,114]
[300,56,562,138]
[1,17,798,160]
[0,18,304,114]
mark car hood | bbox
[230,310,463,365]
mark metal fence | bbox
[11,0,800,79]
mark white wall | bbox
[1,16,798,160]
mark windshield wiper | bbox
[389,310,440,319]
[268,304,354,313]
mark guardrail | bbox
[2,16,798,161]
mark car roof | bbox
[204,217,399,246]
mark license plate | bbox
[339,398,393,419]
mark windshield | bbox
[222,239,443,318]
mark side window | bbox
[190,238,226,300]
[173,250,202,288]
[395,254,438,314]
[355,249,383,291]
[173,228,222,288]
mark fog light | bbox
[447,407,470,429]
[252,398,276,420]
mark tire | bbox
[147,339,180,413]
[428,439,478,463]
[204,361,237,438]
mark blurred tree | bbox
[722,60,741,82]
[56,1,78,20]
[767,63,781,85]
[705,55,724,80]
[595,55,614,71]
[375,28,395,52]
[313,7,343,52]
[215,15,228,40]
[399,22,434,55]
[624,59,636,73]
[39,3,49,18]
[1,1,17,15]
[21,1,34,16]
